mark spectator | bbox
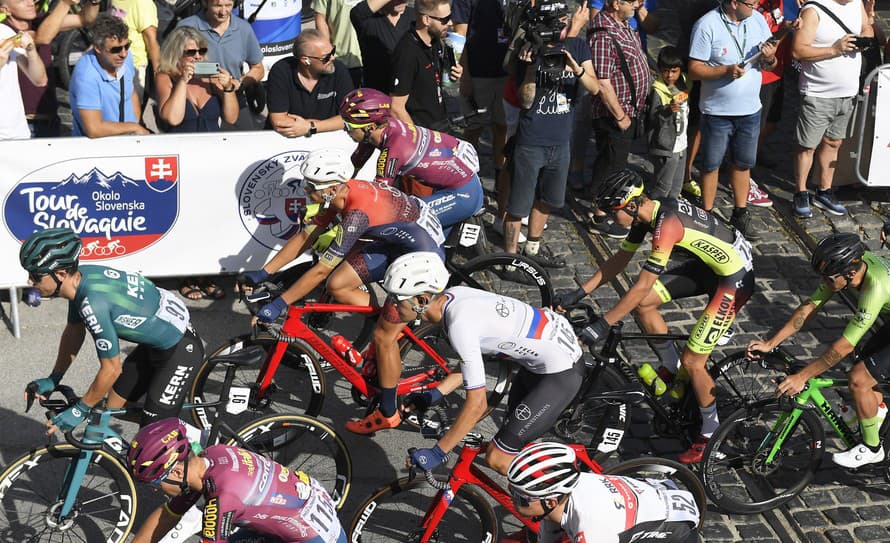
[350,0,414,92]
[502,4,601,271]
[645,45,689,200]
[266,29,354,137]
[389,0,461,131]
[687,0,777,240]
[588,0,659,55]
[1,0,98,137]
[178,0,264,129]
[0,27,45,139]
[587,0,652,239]
[111,0,159,102]
[790,0,872,218]
[69,14,149,137]
[313,0,363,86]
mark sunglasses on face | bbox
[28,271,45,284]
[183,47,208,57]
[345,120,374,131]
[422,11,452,23]
[106,42,131,54]
[305,45,337,63]
[509,488,536,508]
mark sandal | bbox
[179,281,203,301]
[199,278,225,300]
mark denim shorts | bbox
[795,95,854,149]
[507,143,571,217]
[699,111,762,172]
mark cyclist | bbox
[381,252,584,474]
[557,169,755,463]
[340,88,484,233]
[242,148,445,434]
[750,233,890,468]
[20,228,204,432]
[127,418,345,543]
[507,442,702,543]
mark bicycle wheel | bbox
[449,252,553,309]
[189,334,326,430]
[605,457,707,530]
[227,415,352,509]
[551,364,632,462]
[349,477,497,543]
[701,401,824,514]
[709,350,793,415]
[0,444,137,542]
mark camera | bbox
[852,36,878,50]
[503,0,570,75]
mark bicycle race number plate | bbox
[225,387,252,415]
[459,222,481,247]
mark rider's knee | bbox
[849,363,875,392]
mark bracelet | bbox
[224,83,236,92]
[576,68,585,78]
[615,114,627,122]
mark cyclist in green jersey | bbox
[750,233,890,468]
[20,228,204,433]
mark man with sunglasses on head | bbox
[266,29,354,138]
[557,169,755,463]
[69,13,150,137]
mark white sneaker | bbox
[832,444,885,468]
[519,216,547,230]
[493,218,527,243]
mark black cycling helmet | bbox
[595,169,645,211]
[20,228,82,276]
[811,232,865,277]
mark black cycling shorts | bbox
[859,320,890,380]
[619,520,701,543]
[493,359,584,454]
[112,325,204,426]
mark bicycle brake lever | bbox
[407,448,418,482]
[25,382,37,413]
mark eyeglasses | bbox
[106,42,131,54]
[28,271,45,284]
[421,11,452,24]
[508,487,536,508]
[737,0,757,7]
[305,45,336,63]
[618,0,642,5]
[183,47,208,57]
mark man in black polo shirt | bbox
[350,0,415,92]
[389,0,461,131]
[266,29,355,137]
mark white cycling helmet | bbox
[300,149,352,191]
[507,442,580,499]
[383,252,450,300]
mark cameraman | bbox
[501,2,600,270]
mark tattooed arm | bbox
[776,337,854,397]
[748,300,819,356]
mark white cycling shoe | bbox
[832,444,885,469]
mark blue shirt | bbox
[689,7,772,116]
[69,51,137,136]
[177,14,264,77]
[588,0,656,53]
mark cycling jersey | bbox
[539,473,700,543]
[167,445,345,543]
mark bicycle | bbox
[700,362,890,514]
[0,347,352,542]
[548,304,794,461]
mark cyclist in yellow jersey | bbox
[558,169,755,464]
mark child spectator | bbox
[645,46,689,199]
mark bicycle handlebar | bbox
[406,447,452,491]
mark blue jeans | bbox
[700,111,762,172]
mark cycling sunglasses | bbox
[106,42,132,54]
[28,270,45,284]
[183,47,209,57]
[508,487,536,508]
[344,120,376,131]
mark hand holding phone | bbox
[193,62,220,77]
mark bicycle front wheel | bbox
[228,415,352,509]
[349,477,497,543]
[701,402,824,514]
[449,252,553,309]
[0,444,137,542]
[709,350,793,415]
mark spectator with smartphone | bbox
[1,0,99,137]
[0,28,46,139]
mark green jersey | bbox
[67,265,190,359]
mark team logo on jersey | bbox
[4,157,180,261]
[689,239,730,264]
[203,498,218,538]
[114,315,147,329]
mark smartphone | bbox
[193,62,220,76]
[853,36,878,50]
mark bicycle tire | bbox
[448,252,553,309]
[189,334,326,430]
[54,28,90,90]
[605,457,707,530]
[0,444,137,542]
[709,350,793,415]
[552,364,631,463]
[227,414,352,509]
[700,401,825,514]
[348,477,498,543]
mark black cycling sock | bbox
[380,386,398,417]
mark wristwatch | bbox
[308,121,317,137]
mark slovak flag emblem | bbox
[144,156,179,192]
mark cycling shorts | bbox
[421,174,484,232]
[620,520,701,543]
[653,259,755,355]
[860,320,890,380]
[493,359,584,454]
[346,224,445,284]
[112,325,204,426]
[228,528,348,543]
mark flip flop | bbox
[179,281,203,301]
[199,279,225,300]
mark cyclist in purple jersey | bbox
[340,87,484,231]
[127,419,346,543]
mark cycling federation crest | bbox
[3,156,179,260]
[238,151,311,250]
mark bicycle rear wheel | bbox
[228,414,352,509]
[709,350,793,415]
[189,334,326,430]
[0,444,137,542]
[349,477,497,543]
[449,252,553,309]
[701,401,824,514]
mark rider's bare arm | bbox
[579,250,634,297]
[749,300,819,353]
[263,226,323,274]
[131,504,180,543]
[51,322,86,380]
[437,386,487,453]
[604,268,659,325]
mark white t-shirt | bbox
[799,0,863,98]
[0,25,29,140]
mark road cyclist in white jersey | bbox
[507,442,703,543]
[380,252,585,475]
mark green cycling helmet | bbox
[20,228,83,275]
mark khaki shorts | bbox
[795,94,855,149]
[459,76,508,130]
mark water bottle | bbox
[669,367,690,400]
[638,363,667,396]
[183,421,210,454]
[332,335,363,367]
